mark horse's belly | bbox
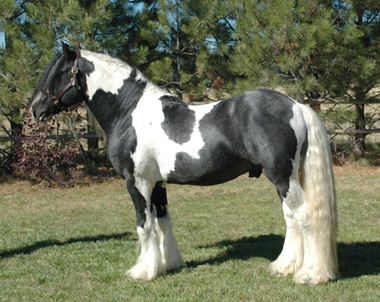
[165,153,254,186]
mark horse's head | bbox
[30,43,87,121]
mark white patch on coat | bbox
[289,103,307,183]
[270,102,307,277]
[131,88,218,182]
[81,50,217,184]
[81,50,144,100]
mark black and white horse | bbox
[29,44,338,285]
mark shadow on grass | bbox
[338,242,380,279]
[2,232,379,280]
[187,234,284,267]
[187,234,380,280]
[0,232,132,259]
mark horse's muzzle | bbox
[30,97,56,122]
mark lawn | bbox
[1,164,379,301]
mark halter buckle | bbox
[51,96,59,106]
[70,77,81,90]
[71,66,79,74]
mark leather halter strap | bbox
[51,49,81,108]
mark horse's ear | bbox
[61,42,76,62]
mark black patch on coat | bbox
[166,89,302,199]
[151,182,168,218]
[249,165,263,178]
[160,95,196,144]
[88,69,145,135]
[87,69,146,177]
[241,89,298,199]
[126,177,148,228]
[77,56,95,93]
[87,68,148,227]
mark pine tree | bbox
[0,0,53,134]
[0,0,111,127]
[0,0,112,153]
[228,0,336,100]
[2,0,378,156]
[227,0,380,152]
[144,0,235,101]
[321,0,380,152]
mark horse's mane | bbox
[81,50,176,99]
[82,50,161,87]
[81,50,130,71]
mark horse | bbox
[29,43,338,285]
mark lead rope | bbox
[68,114,87,156]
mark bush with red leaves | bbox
[12,115,80,182]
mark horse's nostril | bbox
[30,105,43,121]
[30,105,39,120]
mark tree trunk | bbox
[10,120,23,166]
[176,0,183,100]
[87,109,99,151]
[353,103,366,153]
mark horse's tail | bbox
[298,103,339,281]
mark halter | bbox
[51,49,82,111]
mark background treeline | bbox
[1,0,380,179]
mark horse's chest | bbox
[130,98,217,181]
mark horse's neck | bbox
[81,51,166,134]
[82,51,139,100]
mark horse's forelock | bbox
[45,55,67,86]
[28,55,66,108]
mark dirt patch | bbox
[333,162,380,176]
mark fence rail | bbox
[0,132,105,143]
[327,128,380,135]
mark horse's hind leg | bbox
[269,176,304,277]
[152,182,185,272]
[272,173,336,285]
[270,201,303,276]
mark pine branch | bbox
[10,0,30,20]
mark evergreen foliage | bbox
[228,0,336,100]
[0,0,379,152]
[322,0,380,151]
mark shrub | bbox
[12,115,80,182]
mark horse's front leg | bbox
[126,177,164,280]
[152,182,185,272]
[126,178,184,280]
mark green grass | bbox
[1,166,380,301]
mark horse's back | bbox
[198,89,305,162]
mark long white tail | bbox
[298,103,339,282]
